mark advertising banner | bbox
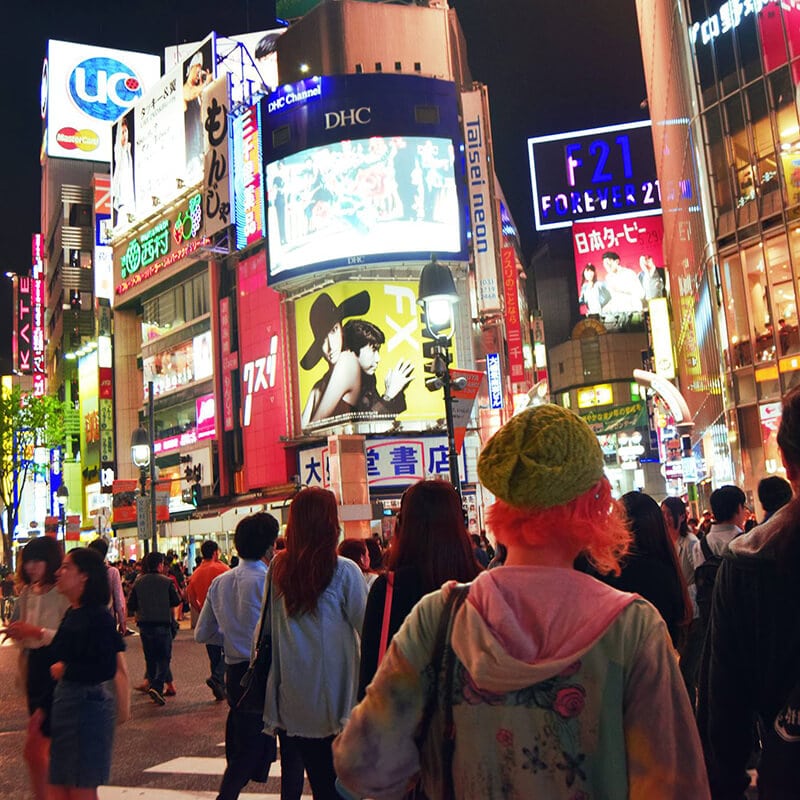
[233,104,266,250]
[43,40,160,163]
[79,352,100,479]
[294,280,458,432]
[298,434,472,490]
[263,74,468,281]
[450,369,484,454]
[501,247,525,383]
[237,251,290,490]
[142,329,212,400]
[202,76,232,238]
[111,36,215,233]
[528,120,662,231]
[461,89,501,312]
[573,214,665,318]
[580,401,646,435]
[112,479,170,525]
[165,29,285,105]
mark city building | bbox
[636,0,800,509]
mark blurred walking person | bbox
[48,547,126,800]
[3,537,68,800]
[264,487,368,799]
[127,552,181,706]
[187,539,229,701]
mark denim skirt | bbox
[49,680,116,787]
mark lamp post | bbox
[417,257,465,497]
[131,383,157,553]
[55,484,68,542]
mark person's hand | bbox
[383,360,414,400]
[50,661,65,681]
[2,621,42,641]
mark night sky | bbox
[0,0,646,373]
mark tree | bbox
[0,385,66,568]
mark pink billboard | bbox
[573,214,665,317]
[237,251,290,490]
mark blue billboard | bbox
[261,74,469,282]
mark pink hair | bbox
[486,477,631,575]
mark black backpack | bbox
[694,536,725,629]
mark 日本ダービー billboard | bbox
[43,40,160,163]
[262,74,468,282]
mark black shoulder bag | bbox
[237,572,273,714]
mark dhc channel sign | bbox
[69,57,143,121]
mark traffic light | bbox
[193,464,202,483]
[184,465,193,482]
[191,483,202,507]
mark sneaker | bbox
[164,683,176,697]
[206,677,226,701]
[148,688,166,706]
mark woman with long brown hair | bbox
[263,487,368,800]
[357,479,482,698]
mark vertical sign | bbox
[202,76,232,238]
[233,104,265,250]
[219,297,238,432]
[461,88,501,313]
[486,352,504,410]
[16,278,33,375]
[501,247,525,383]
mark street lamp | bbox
[130,422,157,553]
[55,484,68,542]
[417,256,466,496]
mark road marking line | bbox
[100,788,283,799]
[144,757,287,779]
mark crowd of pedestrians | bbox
[6,389,800,798]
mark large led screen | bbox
[262,73,468,282]
[267,136,460,278]
[294,280,458,433]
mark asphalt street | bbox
[0,621,309,799]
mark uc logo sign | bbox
[69,57,143,122]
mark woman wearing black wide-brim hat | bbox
[300,290,370,427]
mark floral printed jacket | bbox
[334,566,710,799]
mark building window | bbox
[355,63,363,74]
[395,61,402,71]
[375,62,382,72]
[414,62,421,72]
[142,273,209,343]
[580,337,602,381]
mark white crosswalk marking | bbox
[144,756,286,779]
[99,789,281,799]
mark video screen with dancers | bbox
[266,135,463,280]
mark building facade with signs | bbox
[636,0,800,506]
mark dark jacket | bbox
[358,566,425,699]
[128,573,181,624]
[696,503,800,799]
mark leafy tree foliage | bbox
[0,386,66,568]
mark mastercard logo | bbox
[56,127,100,152]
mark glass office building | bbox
[637,0,800,500]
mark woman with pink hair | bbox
[334,404,709,799]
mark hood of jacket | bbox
[450,566,637,694]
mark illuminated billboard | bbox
[294,280,458,432]
[573,214,665,318]
[262,74,468,282]
[528,120,662,231]
[43,40,160,163]
[237,251,290,490]
[233,104,266,249]
[111,36,215,232]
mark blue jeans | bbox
[207,643,225,685]
[138,622,173,693]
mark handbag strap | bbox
[252,569,273,659]
[377,571,395,664]
[415,583,470,756]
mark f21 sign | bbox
[528,120,662,231]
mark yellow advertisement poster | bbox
[294,280,457,431]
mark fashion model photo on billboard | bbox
[111,109,136,229]
[267,136,461,277]
[294,281,459,432]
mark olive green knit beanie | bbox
[477,404,605,509]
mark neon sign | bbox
[689,0,776,47]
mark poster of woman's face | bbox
[294,281,454,431]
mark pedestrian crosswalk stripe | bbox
[100,788,281,799]
[144,756,286,779]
